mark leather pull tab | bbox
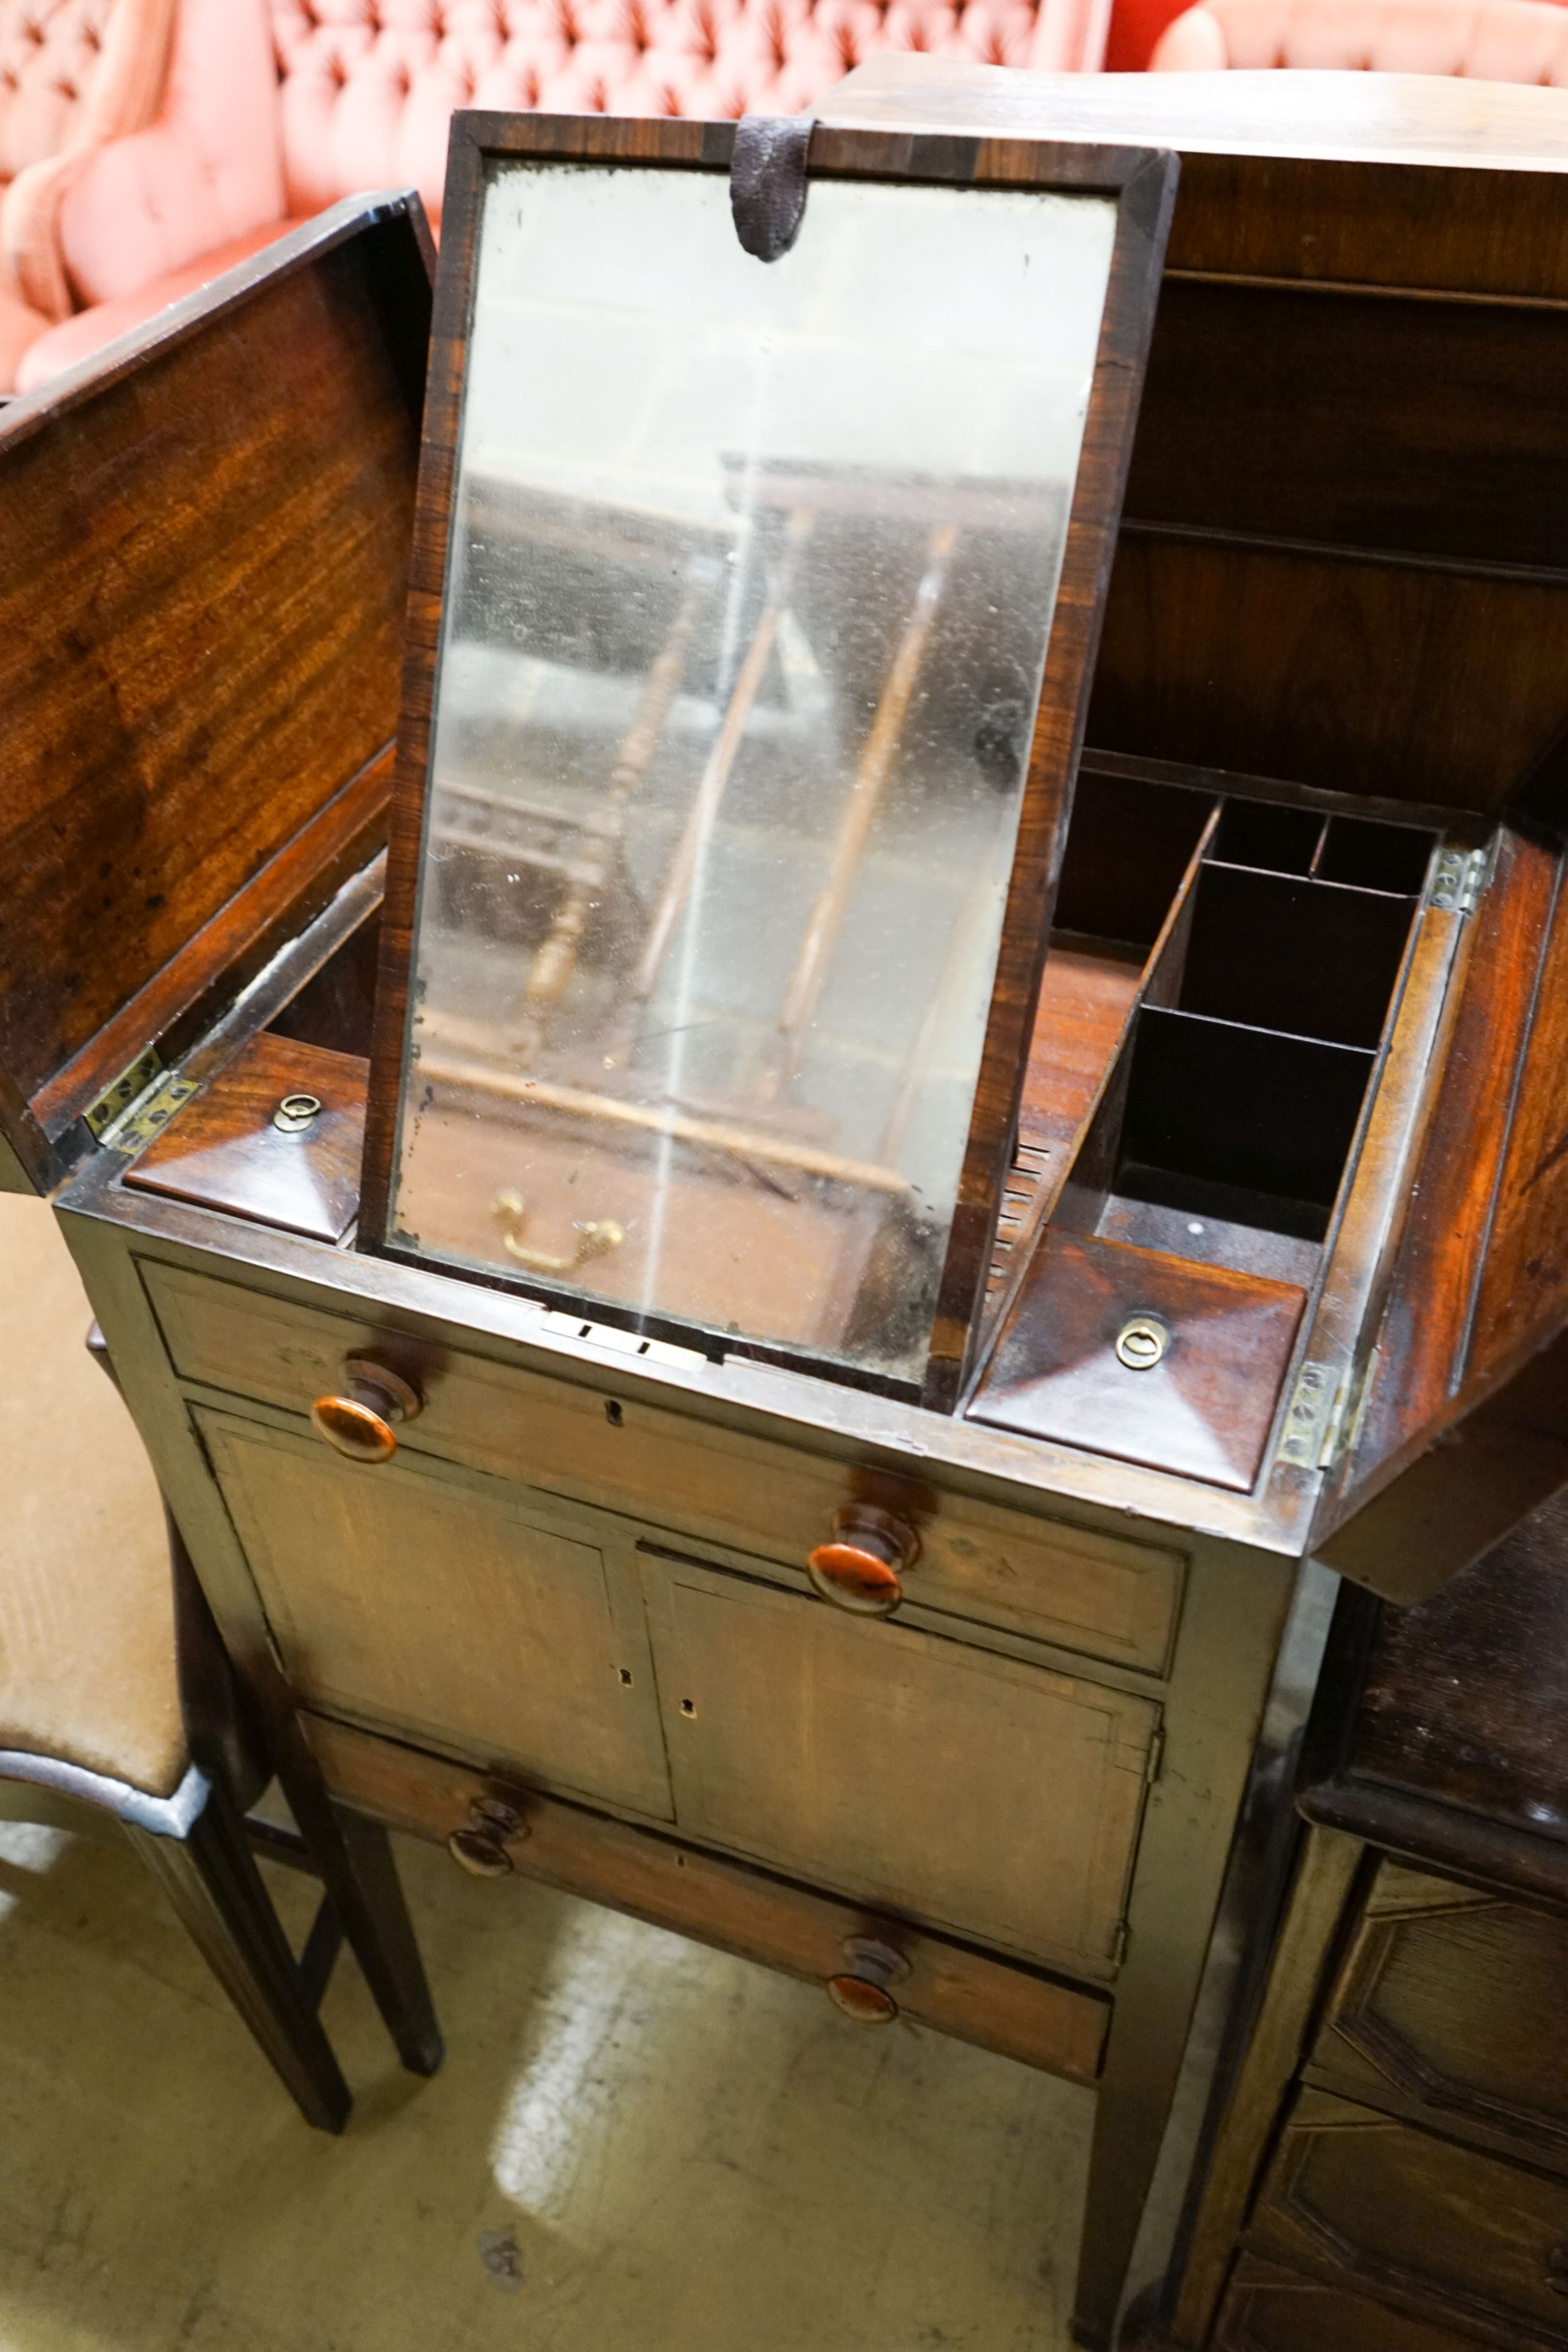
[730,114,814,262]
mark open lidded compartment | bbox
[358,114,1178,1409]
[0,194,431,1203]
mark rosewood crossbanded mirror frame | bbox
[359,113,1177,1410]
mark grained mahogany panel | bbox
[970,1229,1306,1490]
[1127,278,1568,572]
[0,219,425,1114]
[1090,532,1568,814]
[125,1032,369,1244]
[1345,827,1559,1493]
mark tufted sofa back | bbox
[0,0,171,183]
[269,0,1075,223]
[1152,0,1568,73]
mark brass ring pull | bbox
[310,1357,422,1464]
[827,1934,910,2024]
[492,1189,625,1276]
[807,1504,920,1617]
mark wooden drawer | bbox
[1215,2253,1493,2352]
[145,1258,1184,1673]
[1249,2086,1568,2350]
[1310,1859,1568,2171]
[303,1709,1112,2088]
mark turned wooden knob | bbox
[807,1504,920,1616]
[827,1935,910,2024]
[310,1357,421,1464]
[447,1796,528,1878]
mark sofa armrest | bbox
[7,0,284,317]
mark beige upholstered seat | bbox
[0,1193,184,1798]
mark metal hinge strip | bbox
[87,1047,197,1156]
[1428,842,1493,918]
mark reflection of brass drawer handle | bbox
[310,1357,421,1464]
[806,1504,920,1617]
[493,1189,624,1276]
[827,1935,911,2024]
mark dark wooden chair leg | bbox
[164,1508,443,2080]
[124,1767,351,2134]
[264,1718,444,2078]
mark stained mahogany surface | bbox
[126,1033,369,1244]
[1304,1490,1568,1870]
[971,1228,1306,1489]
[0,197,429,1190]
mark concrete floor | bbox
[0,1815,1098,2352]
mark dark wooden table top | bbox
[1300,1488,1568,1906]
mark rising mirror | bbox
[371,122,1174,1398]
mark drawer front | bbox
[1250,2086,1568,2350]
[197,1406,673,1822]
[1311,1859,1568,2169]
[640,1549,1158,1977]
[304,1710,1112,2087]
[1217,2254,1495,2352]
[146,1259,1184,1673]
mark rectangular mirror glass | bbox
[386,153,1120,1385]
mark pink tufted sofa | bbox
[14,0,1108,389]
[0,0,201,386]
[1151,0,1568,73]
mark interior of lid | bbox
[0,207,426,1158]
[1089,237,1568,818]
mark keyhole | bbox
[680,1699,696,1718]
[618,1668,633,1686]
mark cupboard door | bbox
[640,1550,1158,1975]
[1216,2254,1490,2352]
[195,1407,672,1821]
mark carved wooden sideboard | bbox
[1,64,1567,2352]
[1146,1491,1568,2352]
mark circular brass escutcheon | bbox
[447,1828,513,1878]
[826,1973,899,2024]
[1115,1313,1170,1372]
[273,1092,323,1134]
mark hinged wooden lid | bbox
[0,192,432,1197]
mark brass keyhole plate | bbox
[1115,1313,1170,1371]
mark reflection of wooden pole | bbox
[632,506,814,1005]
[416,1044,910,1196]
[776,525,958,1059]
[515,568,706,1053]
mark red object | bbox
[1105,0,1188,67]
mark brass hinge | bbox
[1276,1353,1379,1474]
[1276,1360,1346,1470]
[1144,1724,1166,1788]
[86,1048,196,1156]
[1110,1917,1130,1970]
[1428,842,1493,918]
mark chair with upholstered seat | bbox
[0,1197,440,2129]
